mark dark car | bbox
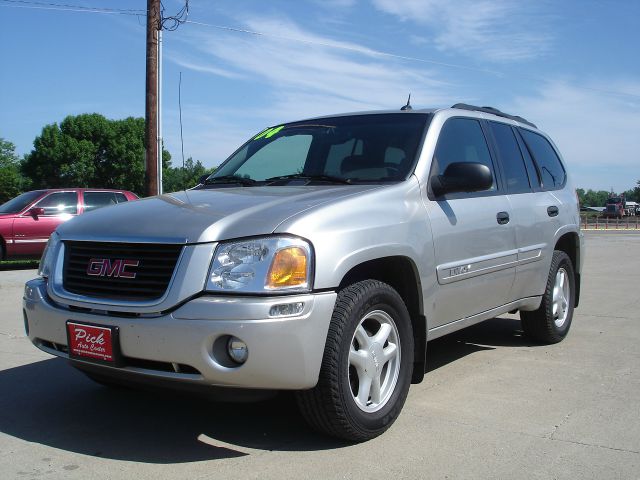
[0,188,138,259]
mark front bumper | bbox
[24,278,337,390]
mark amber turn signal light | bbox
[266,247,308,288]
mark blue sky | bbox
[1,0,639,192]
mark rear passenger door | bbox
[486,121,552,301]
[424,117,517,327]
[509,127,568,299]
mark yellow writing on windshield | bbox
[254,125,285,140]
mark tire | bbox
[296,280,414,442]
[521,250,575,343]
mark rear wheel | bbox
[521,250,575,343]
[296,280,414,442]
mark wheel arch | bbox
[338,256,427,384]
[0,235,6,260]
[554,232,581,307]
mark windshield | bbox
[208,113,429,184]
[606,197,622,204]
[0,190,44,214]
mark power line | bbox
[160,0,188,31]
[0,1,143,15]
[2,0,638,101]
[0,0,144,14]
[184,20,640,102]
[184,20,504,77]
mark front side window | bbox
[34,192,78,215]
[0,190,44,214]
[208,114,429,184]
[84,192,128,212]
[520,129,566,190]
[431,118,497,191]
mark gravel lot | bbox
[0,231,638,479]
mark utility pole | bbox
[145,0,160,196]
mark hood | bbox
[56,185,382,244]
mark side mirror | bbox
[430,162,493,197]
[29,207,46,217]
[197,174,210,185]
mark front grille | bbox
[63,241,183,301]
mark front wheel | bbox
[296,280,414,442]
[521,250,575,343]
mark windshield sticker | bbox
[254,125,285,140]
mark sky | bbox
[0,0,639,193]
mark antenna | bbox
[401,93,412,111]
[179,71,186,190]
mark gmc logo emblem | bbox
[86,258,140,279]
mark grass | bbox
[0,259,39,271]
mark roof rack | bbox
[451,103,537,128]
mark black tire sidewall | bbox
[547,252,575,339]
[336,282,414,434]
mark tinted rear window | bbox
[35,191,78,215]
[520,129,566,190]
[489,122,531,194]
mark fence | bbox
[581,215,640,230]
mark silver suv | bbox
[25,103,583,441]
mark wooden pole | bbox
[145,0,160,196]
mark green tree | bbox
[581,189,610,207]
[163,157,215,192]
[625,181,640,203]
[22,114,171,196]
[0,138,30,203]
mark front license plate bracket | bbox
[66,320,124,367]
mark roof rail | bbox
[451,103,537,128]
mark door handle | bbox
[547,206,559,217]
[496,211,510,225]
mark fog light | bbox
[269,302,304,317]
[24,284,37,301]
[227,336,248,364]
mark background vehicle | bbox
[25,104,583,442]
[0,188,138,259]
[602,194,634,218]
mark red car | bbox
[0,188,138,259]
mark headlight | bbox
[206,236,313,293]
[38,232,61,278]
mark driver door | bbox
[423,117,517,328]
[12,191,79,256]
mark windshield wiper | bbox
[204,175,258,186]
[265,174,352,184]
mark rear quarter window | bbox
[520,129,566,190]
[84,192,128,212]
